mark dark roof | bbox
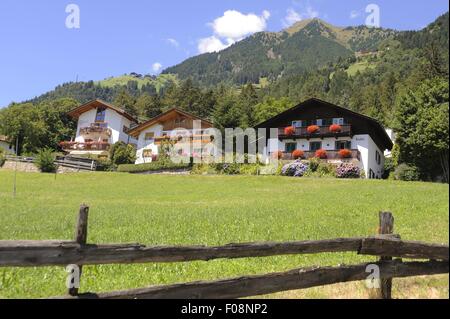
[255,98,393,151]
[67,99,138,123]
[127,108,214,138]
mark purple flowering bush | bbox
[336,163,361,178]
[281,160,309,177]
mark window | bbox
[332,118,344,125]
[316,119,323,126]
[309,142,322,152]
[335,140,351,150]
[375,151,381,165]
[292,121,302,128]
[285,143,297,153]
[95,107,106,122]
[144,132,155,141]
[123,126,129,133]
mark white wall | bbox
[267,137,352,152]
[0,140,15,154]
[75,109,97,142]
[135,124,164,164]
[352,134,384,179]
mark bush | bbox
[110,142,136,166]
[0,149,5,167]
[281,160,309,177]
[336,163,361,178]
[393,164,420,181]
[292,149,304,159]
[191,164,217,175]
[315,149,327,159]
[35,148,56,173]
[308,157,320,172]
[383,157,395,179]
[272,151,283,160]
[317,163,336,177]
[117,161,191,173]
[239,164,261,175]
[96,158,115,172]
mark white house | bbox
[0,135,16,155]
[256,98,394,179]
[127,108,213,164]
[60,100,138,158]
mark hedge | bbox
[117,161,191,173]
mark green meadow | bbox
[0,170,448,298]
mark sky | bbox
[0,0,448,107]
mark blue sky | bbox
[0,0,448,107]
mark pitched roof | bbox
[67,99,138,123]
[255,98,394,150]
[127,108,213,138]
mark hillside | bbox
[162,18,397,86]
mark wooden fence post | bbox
[68,204,89,296]
[372,211,394,299]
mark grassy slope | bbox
[0,170,448,298]
[96,74,178,91]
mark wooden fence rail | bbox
[0,205,448,299]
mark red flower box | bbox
[272,151,283,160]
[307,125,320,134]
[315,149,327,159]
[284,126,296,136]
[338,149,352,158]
[292,150,304,159]
[329,124,342,133]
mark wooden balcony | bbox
[278,125,352,139]
[60,141,110,151]
[79,123,111,136]
[279,149,360,161]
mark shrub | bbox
[284,126,295,136]
[383,157,395,179]
[215,163,241,175]
[272,151,283,160]
[308,157,320,172]
[96,158,115,172]
[307,125,320,134]
[0,149,5,167]
[315,149,327,159]
[393,163,420,181]
[281,160,309,177]
[239,164,261,175]
[110,142,136,166]
[117,161,191,173]
[338,149,352,159]
[329,124,342,133]
[292,149,304,159]
[336,163,360,178]
[191,164,217,175]
[35,148,56,173]
[317,163,336,177]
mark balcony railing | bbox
[278,125,352,139]
[79,123,111,136]
[60,141,110,151]
[279,149,360,161]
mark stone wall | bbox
[1,160,88,174]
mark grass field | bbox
[0,170,448,299]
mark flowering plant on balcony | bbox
[315,149,327,159]
[284,126,296,136]
[272,150,283,160]
[338,149,352,159]
[336,163,360,178]
[307,125,320,134]
[292,149,304,159]
[281,160,309,177]
[329,124,342,133]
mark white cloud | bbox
[350,10,361,19]
[198,10,270,53]
[282,6,320,27]
[167,38,179,48]
[198,36,230,54]
[152,62,163,73]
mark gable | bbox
[67,100,138,123]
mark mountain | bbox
[162,18,398,86]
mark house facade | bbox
[60,100,138,158]
[0,135,16,155]
[256,98,394,179]
[127,108,213,164]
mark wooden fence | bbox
[0,205,448,299]
[5,155,96,171]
